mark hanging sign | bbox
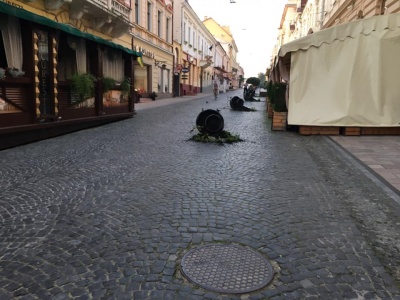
[182,68,189,73]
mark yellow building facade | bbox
[202,17,241,89]
[131,0,174,98]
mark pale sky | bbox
[188,0,288,78]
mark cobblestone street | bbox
[1,91,400,299]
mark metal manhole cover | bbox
[181,244,274,294]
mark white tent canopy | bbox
[277,14,400,127]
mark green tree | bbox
[246,77,260,86]
[257,73,266,87]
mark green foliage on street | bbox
[189,130,243,145]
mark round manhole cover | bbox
[181,244,274,294]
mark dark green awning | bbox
[0,1,142,57]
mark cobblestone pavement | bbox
[1,91,400,299]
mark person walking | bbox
[213,81,219,100]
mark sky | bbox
[188,0,288,78]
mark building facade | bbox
[202,17,241,91]
[173,0,215,96]
[131,0,173,99]
[322,0,399,27]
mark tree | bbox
[246,77,260,87]
[257,72,266,87]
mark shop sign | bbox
[37,30,51,115]
[134,45,155,59]
[181,75,188,80]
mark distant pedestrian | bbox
[213,82,219,100]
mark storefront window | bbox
[57,34,78,81]
[103,48,124,81]
[0,34,7,68]
[0,15,23,70]
[134,64,148,94]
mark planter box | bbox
[341,127,361,136]
[299,126,340,135]
[271,111,287,131]
[361,127,400,135]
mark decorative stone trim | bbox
[53,37,59,116]
[33,33,40,118]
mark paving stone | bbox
[0,92,400,299]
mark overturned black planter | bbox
[230,96,245,109]
[196,109,224,136]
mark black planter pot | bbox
[196,109,224,136]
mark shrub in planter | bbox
[0,68,5,80]
[69,73,97,102]
[272,82,287,112]
[266,81,273,100]
[120,77,131,97]
[7,67,25,78]
[102,77,117,93]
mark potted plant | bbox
[69,73,97,102]
[272,82,287,112]
[120,77,131,97]
[0,68,5,80]
[270,82,288,131]
[266,81,273,117]
[149,91,157,101]
[7,67,25,78]
[102,77,116,94]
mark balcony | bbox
[44,0,133,38]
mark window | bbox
[193,32,196,48]
[188,27,191,46]
[157,11,162,37]
[166,18,170,43]
[134,64,149,94]
[57,34,78,81]
[183,22,186,42]
[147,2,152,31]
[0,30,8,68]
[135,0,139,24]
